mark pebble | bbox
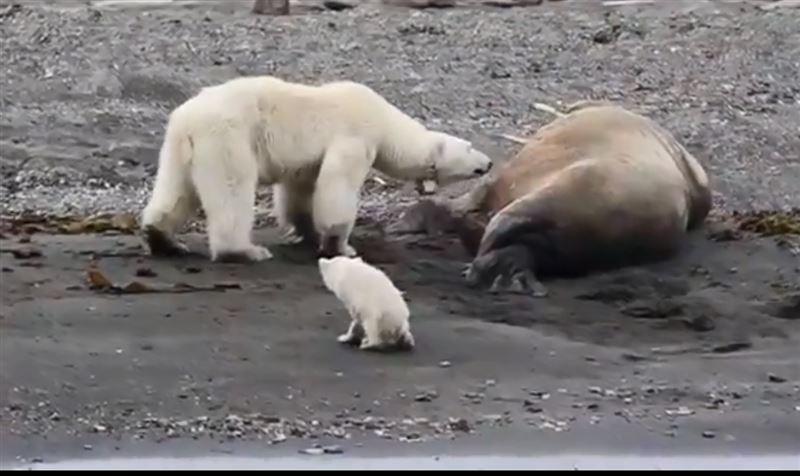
[449,418,471,433]
[665,406,694,416]
[414,390,438,402]
[299,448,325,456]
[439,360,451,368]
[322,445,344,454]
[767,373,787,383]
[702,431,716,439]
[83,444,93,451]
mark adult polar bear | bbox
[140,76,493,262]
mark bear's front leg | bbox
[312,138,373,258]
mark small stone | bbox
[621,352,648,362]
[666,406,694,416]
[323,0,355,10]
[462,391,484,401]
[712,342,752,354]
[439,360,451,368]
[322,445,344,454]
[702,431,716,439]
[587,403,600,411]
[484,379,496,387]
[83,444,93,451]
[299,448,325,456]
[588,386,603,395]
[767,373,787,383]
[31,457,44,463]
[134,267,157,277]
[10,248,42,259]
[414,390,438,402]
[449,418,471,433]
[683,315,715,332]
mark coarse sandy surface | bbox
[0,0,798,469]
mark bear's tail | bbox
[140,119,197,251]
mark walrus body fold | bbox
[452,102,712,294]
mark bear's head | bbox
[318,256,362,290]
[422,132,493,193]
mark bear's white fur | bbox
[140,75,493,262]
[318,256,414,352]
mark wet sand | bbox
[1,222,798,465]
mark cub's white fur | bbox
[140,75,493,262]
[318,256,414,352]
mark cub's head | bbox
[421,132,493,194]
[318,256,362,288]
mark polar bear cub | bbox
[318,256,414,352]
[140,75,493,263]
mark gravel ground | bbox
[1,0,798,220]
[1,0,799,467]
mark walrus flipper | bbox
[465,197,555,296]
[465,243,549,297]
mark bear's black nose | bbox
[475,162,492,175]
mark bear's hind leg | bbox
[313,139,372,258]
[358,314,385,352]
[273,181,319,249]
[190,134,272,263]
[141,143,200,257]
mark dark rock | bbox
[767,373,787,383]
[324,0,355,10]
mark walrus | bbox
[422,101,712,295]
